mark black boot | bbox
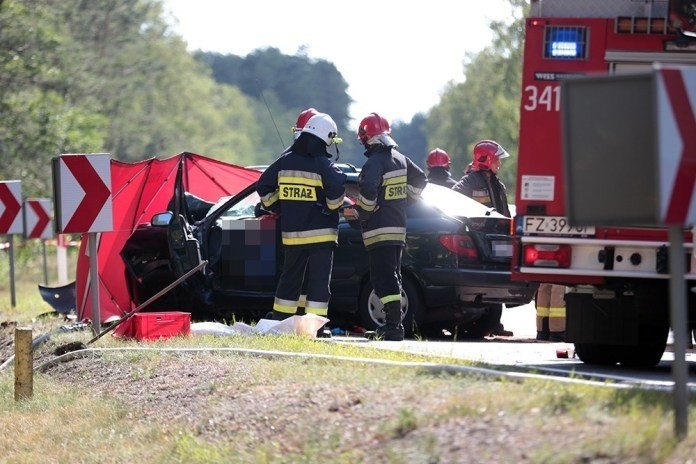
[272,310,290,321]
[316,324,332,339]
[536,317,550,341]
[366,302,404,341]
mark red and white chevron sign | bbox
[0,180,23,235]
[657,66,696,225]
[54,154,113,234]
[24,198,53,239]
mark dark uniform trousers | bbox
[368,245,403,305]
[273,246,334,319]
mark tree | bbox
[195,48,363,165]
[0,0,108,195]
[0,0,263,198]
[392,114,429,169]
[427,0,527,192]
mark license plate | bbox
[521,216,595,236]
[491,241,513,257]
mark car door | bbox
[167,161,203,277]
[198,185,282,295]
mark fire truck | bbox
[513,0,696,366]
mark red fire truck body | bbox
[513,0,696,366]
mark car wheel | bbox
[358,276,422,338]
[452,304,503,340]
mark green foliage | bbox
[427,0,528,195]
[195,48,368,165]
[392,113,429,168]
[198,48,352,130]
[0,0,527,198]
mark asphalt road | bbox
[345,302,696,391]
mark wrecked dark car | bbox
[121,168,537,339]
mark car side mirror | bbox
[151,211,174,227]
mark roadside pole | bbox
[668,225,689,438]
[41,238,48,285]
[88,233,100,335]
[8,235,16,307]
[57,234,68,285]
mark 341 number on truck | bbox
[513,0,696,367]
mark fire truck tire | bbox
[573,343,621,366]
[617,324,669,368]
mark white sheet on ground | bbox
[190,314,329,338]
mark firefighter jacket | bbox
[256,133,347,247]
[427,167,457,188]
[356,145,427,250]
[452,170,511,217]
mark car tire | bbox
[452,304,503,340]
[358,276,422,338]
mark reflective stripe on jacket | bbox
[452,170,510,217]
[256,135,346,247]
[356,145,427,250]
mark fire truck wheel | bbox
[617,324,669,368]
[574,343,621,366]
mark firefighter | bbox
[425,148,457,188]
[256,112,346,332]
[535,283,566,342]
[292,107,319,141]
[452,139,511,217]
[452,139,513,336]
[348,112,427,341]
[258,107,327,321]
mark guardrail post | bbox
[14,327,33,400]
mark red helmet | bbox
[293,108,319,139]
[471,140,509,171]
[426,148,450,169]
[357,112,397,147]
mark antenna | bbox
[255,79,286,150]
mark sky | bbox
[163,1,513,128]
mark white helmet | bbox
[302,113,341,146]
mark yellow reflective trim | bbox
[306,308,328,316]
[382,175,407,186]
[385,183,407,200]
[362,227,406,239]
[358,196,376,211]
[282,234,338,246]
[380,294,401,304]
[326,194,345,209]
[274,298,298,314]
[278,176,323,187]
[383,169,407,180]
[363,233,406,247]
[279,184,317,201]
[536,306,550,318]
[408,185,424,198]
[261,190,279,207]
[305,300,329,316]
[549,306,566,318]
[283,228,337,239]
